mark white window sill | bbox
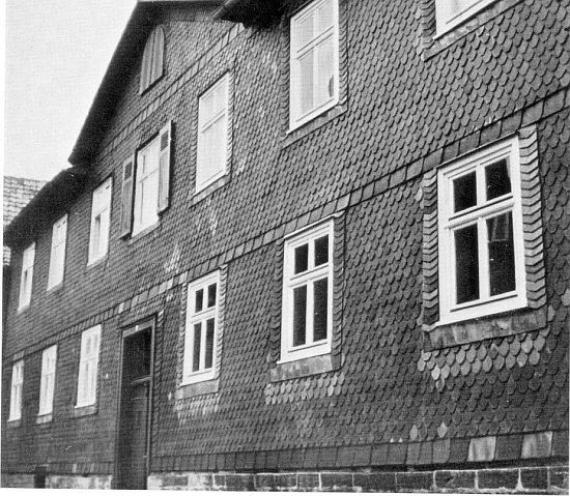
[17,303,30,314]
[129,220,161,243]
[87,254,108,269]
[36,412,53,424]
[181,370,216,386]
[279,340,331,365]
[73,403,98,417]
[288,97,339,134]
[195,171,228,196]
[7,418,21,427]
[46,282,64,294]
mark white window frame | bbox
[437,137,527,325]
[435,0,496,36]
[183,271,221,385]
[76,325,102,408]
[280,220,334,363]
[38,345,57,416]
[88,178,112,265]
[8,360,24,422]
[47,214,68,289]
[18,243,35,311]
[289,0,339,129]
[133,135,161,235]
[196,74,230,193]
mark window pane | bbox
[455,224,480,304]
[294,12,313,51]
[316,36,335,106]
[314,235,329,266]
[192,323,202,372]
[205,318,215,369]
[299,50,314,115]
[295,244,309,274]
[485,159,511,200]
[316,0,334,33]
[453,172,476,212]
[487,212,515,296]
[313,278,328,342]
[195,289,203,312]
[207,284,217,307]
[293,286,307,346]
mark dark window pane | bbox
[314,236,329,266]
[293,286,307,346]
[453,172,477,212]
[455,224,480,304]
[295,244,309,274]
[313,278,328,342]
[207,283,217,307]
[192,323,202,372]
[487,212,515,296]
[486,159,511,201]
[195,289,203,312]
[205,319,215,369]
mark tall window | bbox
[8,360,24,421]
[76,326,101,407]
[48,214,68,289]
[88,178,112,264]
[196,74,230,192]
[281,221,333,362]
[290,0,339,128]
[183,272,220,384]
[38,345,57,416]
[133,136,161,234]
[18,243,35,310]
[435,0,496,35]
[438,137,526,323]
[140,26,165,93]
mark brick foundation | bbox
[148,465,569,492]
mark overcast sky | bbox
[4,0,136,181]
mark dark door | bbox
[117,328,152,489]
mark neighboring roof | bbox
[4,167,89,249]
[69,0,223,166]
[214,0,282,26]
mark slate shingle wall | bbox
[2,0,568,485]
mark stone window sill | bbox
[36,413,53,424]
[176,378,219,399]
[190,175,230,206]
[73,404,98,418]
[282,103,347,149]
[270,353,340,382]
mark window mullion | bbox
[306,279,314,345]
[478,216,490,300]
[199,317,207,371]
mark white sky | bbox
[4,0,136,181]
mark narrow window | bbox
[76,325,101,407]
[290,0,339,128]
[18,243,35,310]
[38,345,57,416]
[140,26,165,93]
[8,360,24,421]
[133,137,160,234]
[196,74,230,192]
[47,214,68,289]
[183,271,221,384]
[88,178,112,264]
[281,221,334,362]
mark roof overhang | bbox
[213,0,283,27]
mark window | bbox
[76,326,101,407]
[140,26,165,93]
[196,74,230,192]
[290,0,339,128]
[183,272,220,384]
[47,214,68,289]
[438,137,526,324]
[281,221,333,362]
[38,345,57,416]
[8,360,24,421]
[18,243,35,310]
[435,0,496,35]
[88,178,112,264]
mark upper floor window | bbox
[196,74,230,192]
[290,0,339,129]
[38,345,57,417]
[438,137,526,324]
[76,325,101,408]
[140,26,165,93]
[183,271,221,384]
[88,178,112,265]
[281,221,333,362]
[435,0,496,35]
[8,360,24,422]
[47,214,68,289]
[18,242,35,311]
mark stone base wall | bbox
[148,465,569,493]
[1,473,111,489]
[1,473,34,488]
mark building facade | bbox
[2,0,569,491]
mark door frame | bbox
[113,316,155,489]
